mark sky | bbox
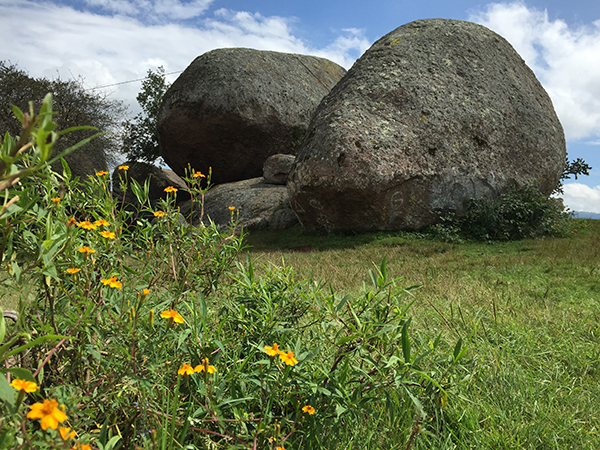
[1,0,600,212]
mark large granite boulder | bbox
[179,177,298,232]
[288,19,566,233]
[158,48,346,185]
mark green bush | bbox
[429,183,577,242]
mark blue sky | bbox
[1,0,600,211]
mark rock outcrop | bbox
[179,177,298,232]
[263,154,296,185]
[288,19,566,233]
[158,48,346,185]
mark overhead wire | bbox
[85,70,183,91]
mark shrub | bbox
[429,183,577,242]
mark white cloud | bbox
[0,2,368,116]
[83,0,215,21]
[560,183,600,212]
[313,28,371,69]
[470,2,600,141]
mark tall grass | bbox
[244,221,600,448]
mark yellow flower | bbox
[10,378,38,393]
[94,219,110,227]
[164,186,178,193]
[67,217,77,226]
[228,206,235,211]
[27,399,67,430]
[194,358,216,374]
[178,363,195,376]
[96,171,109,176]
[118,165,129,171]
[51,197,61,204]
[59,426,77,440]
[77,246,96,254]
[76,221,98,230]
[279,351,298,366]
[101,276,122,290]
[142,288,150,297]
[67,268,81,274]
[160,310,184,323]
[264,343,283,357]
[276,446,286,450]
[302,405,315,415]
[154,211,167,217]
[192,171,205,178]
[99,230,116,239]
[71,444,91,450]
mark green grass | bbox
[3,219,599,448]
[242,220,600,449]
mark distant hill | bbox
[573,211,600,220]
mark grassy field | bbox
[242,220,600,449]
[2,219,598,449]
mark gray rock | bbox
[158,48,346,185]
[112,161,190,207]
[288,19,566,233]
[263,154,296,185]
[180,177,298,231]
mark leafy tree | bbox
[0,61,126,175]
[121,66,170,163]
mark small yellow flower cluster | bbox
[51,197,61,204]
[95,170,109,176]
[264,343,298,366]
[192,171,206,178]
[76,219,110,231]
[164,186,178,193]
[178,358,217,376]
[302,404,316,415]
[161,309,184,323]
[101,276,122,290]
[118,165,129,171]
[11,380,89,447]
[154,211,167,217]
[10,378,38,393]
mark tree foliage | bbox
[121,66,170,163]
[0,61,126,174]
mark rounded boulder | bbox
[158,48,346,185]
[288,19,566,232]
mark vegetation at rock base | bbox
[1,93,598,450]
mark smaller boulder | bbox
[263,154,296,185]
[179,177,298,231]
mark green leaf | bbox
[335,403,347,417]
[0,368,36,383]
[0,373,16,408]
[0,334,67,365]
[10,105,24,124]
[216,396,254,408]
[0,310,5,343]
[401,318,412,364]
[453,337,462,361]
[104,435,122,450]
[402,384,426,419]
